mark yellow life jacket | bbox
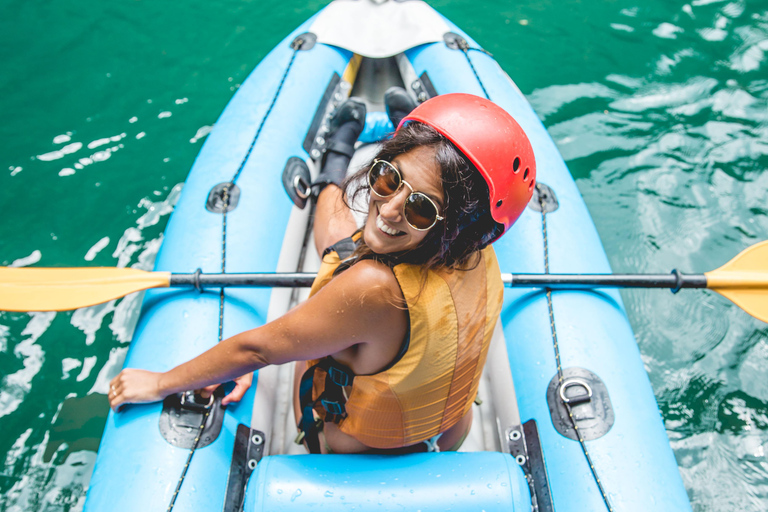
[298,237,503,450]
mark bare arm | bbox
[313,185,357,258]
[109,260,407,410]
[111,185,359,408]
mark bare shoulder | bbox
[260,258,408,365]
[329,259,404,305]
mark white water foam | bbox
[0,312,56,419]
[10,250,42,267]
[84,236,110,261]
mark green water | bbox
[1,0,767,510]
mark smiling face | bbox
[363,145,444,255]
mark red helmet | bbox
[398,93,536,238]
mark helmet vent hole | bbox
[513,157,520,172]
[523,168,529,181]
[496,200,503,208]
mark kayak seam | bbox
[218,39,303,339]
[460,46,490,100]
[539,185,614,512]
[166,37,303,512]
[166,406,213,512]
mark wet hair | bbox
[342,121,504,271]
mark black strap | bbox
[311,138,355,196]
[323,236,358,259]
[311,168,347,196]
[297,363,323,453]
[297,236,409,452]
[325,138,355,158]
[364,442,429,455]
[326,236,367,277]
[323,234,403,270]
[297,358,355,453]
[320,361,354,423]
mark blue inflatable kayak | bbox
[84,1,692,511]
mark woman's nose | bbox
[379,188,408,220]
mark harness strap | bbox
[324,138,356,158]
[297,234,407,452]
[323,237,357,259]
[297,363,323,453]
[297,358,355,453]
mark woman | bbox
[109,92,536,454]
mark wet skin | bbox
[110,146,472,453]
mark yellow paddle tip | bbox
[705,240,768,323]
[0,267,171,312]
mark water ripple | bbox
[674,429,768,512]
[1,1,767,510]
[0,313,56,420]
[610,77,718,112]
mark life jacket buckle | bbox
[328,366,351,387]
[321,399,345,416]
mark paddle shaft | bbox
[169,271,709,290]
[5,240,765,317]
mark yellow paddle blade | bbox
[705,240,768,323]
[0,267,171,312]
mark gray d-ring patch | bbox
[547,367,614,441]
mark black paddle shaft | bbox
[170,271,708,291]
[171,272,316,288]
[505,272,707,292]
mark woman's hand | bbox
[224,372,252,405]
[197,372,253,406]
[109,369,165,411]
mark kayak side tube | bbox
[243,453,532,512]
[405,19,692,512]
[83,15,354,512]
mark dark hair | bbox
[342,121,503,271]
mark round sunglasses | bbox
[367,159,444,231]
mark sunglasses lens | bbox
[404,193,438,230]
[369,161,400,196]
